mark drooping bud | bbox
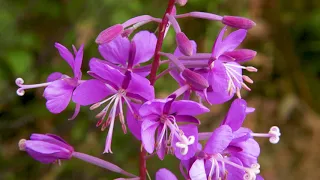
[222,49,257,63]
[95,24,124,44]
[176,32,193,56]
[20,133,74,164]
[222,16,256,29]
[182,69,209,91]
[175,0,187,6]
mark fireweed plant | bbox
[16,1,281,180]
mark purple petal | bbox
[73,44,84,78]
[126,103,142,140]
[212,26,227,58]
[156,168,178,180]
[141,118,160,153]
[139,99,167,117]
[210,60,229,93]
[89,58,124,88]
[189,159,207,180]
[203,125,233,154]
[43,79,75,114]
[175,115,200,124]
[170,100,209,116]
[231,127,252,143]
[55,43,74,68]
[257,175,265,180]
[225,157,245,179]
[98,36,130,66]
[230,138,260,167]
[25,140,72,163]
[132,31,157,66]
[220,29,247,53]
[207,90,233,104]
[126,73,155,101]
[30,134,73,151]
[47,72,63,82]
[172,124,198,160]
[222,98,247,131]
[72,79,112,106]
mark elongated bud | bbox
[182,69,209,91]
[175,0,187,6]
[176,32,193,56]
[222,16,256,29]
[96,24,124,44]
[222,49,257,63]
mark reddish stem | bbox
[139,1,176,179]
[149,0,176,85]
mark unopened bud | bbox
[95,24,124,44]
[222,16,256,29]
[176,32,193,56]
[175,0,187,6]
[222,49,257,63]
[182,69,209,91]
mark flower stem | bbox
[72,152,137,178]
[149,0,176,85]
[140,1,176,180]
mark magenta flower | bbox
[98,31,157,77]
[19,133,74,164]
[156,168,178,180]
[139,95,209,160]
[72,59,154,153]
[15,43,84,119]
[199,26,257,104]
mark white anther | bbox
[15,78,24,85]
[268,126,281,144]
[16,89,25,96]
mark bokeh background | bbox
[1,0,320,179]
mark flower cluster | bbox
[16,1,280,179]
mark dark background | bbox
[1,0,320,179]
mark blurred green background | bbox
[1,0,320,179]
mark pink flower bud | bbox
[176,32,193,56]
[182,69,209,91]
[95,24,124,44]
[222,49,257,63]
[222,16,256,29]
[175,0,187,6]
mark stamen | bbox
[165,116,195,155]
[90,94,117,110]
[118,97,127,134]
[241,82,251,91]
[15,78,52,96]
[242,75,253,84]
[245,66,258,72]
[104,97,120,154]
[236,87,242,98]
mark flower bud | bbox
[182,69,209,91]
[175,0,187,6]
[19,133,74,164]
[222,49,257,63]
[222,16,256,29]
[95,24,124,44]
[176,32,193,56]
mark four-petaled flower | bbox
[140,95,209,160]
